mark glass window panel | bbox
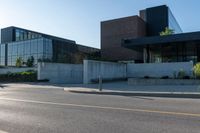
[37,38,43,54]
[38,54,44,60]
[168,9,182,34]
[24,31,28,40]
[25,41,31,55]
[1,58,5,65]
[45,39,53,55]
[8,57,12,66]
[8,44,12,57]
[12,44,17,56]
[31,40,38,54]
[19,44,24,56]
[28,32,31,39]
[19,30,24,40]
[15,29,20,41]
[1,44,5,57]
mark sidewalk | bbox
[64,82,200,98]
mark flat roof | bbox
[122,31,200,49]
[4,26,76,44]
[101,15,143,24]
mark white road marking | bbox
[0,97,200,117]
[0,130,9,133]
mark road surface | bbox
[0,84,200,133]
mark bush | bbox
[183,76,190,79]
[193,63,200,79]
[26,56,34,67]
[161,76,169,79]
[144,76,150,79]
[177,69,186,79]
[0,70,37,82]
[16,57,23,67]
[173,71,177,79]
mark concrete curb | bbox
[64,88,200,99]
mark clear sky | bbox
[0,0,200,48]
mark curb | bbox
[64,88,200,99]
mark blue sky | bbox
[0,0,200,48]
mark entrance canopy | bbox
[122,31,200,63]
[122,31,200,50]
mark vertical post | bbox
[143,48,147,63]
[99,75,102,91]
[5,43,8,66]
[146,45,150,63]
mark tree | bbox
[74,52,86,64]
[160,27,174,36]
[193,63,200,78]
[16,57,23,67]
[26,56,34,67]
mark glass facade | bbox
[52,40,78,63]
[168,9,182,34]
[1,38,53,66]
[0,44,5,66]
[0,26,99,66]
[149,42,198,63]
[15,29,42,42]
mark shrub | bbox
[26,56,34,67]
[161,76,169,79]
[193,63,200,79]
[183,76,190,79]
[173,71,177,79]
[160,27,174,36]
[177,69,186,79]
[16,57,23,67]
[0,70,37,82]
[144,76,150,79]
[38,58,52,63]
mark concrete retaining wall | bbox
[0,67,36,74]
[127,62,193,78]
[84,60,127,84]
[128,78,200,85]
[38,62,83,84]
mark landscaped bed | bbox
[128,78,200,85]
[0,70,37,82]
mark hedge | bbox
[0,70,37,82]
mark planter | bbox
[128,78,200,85]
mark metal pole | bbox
[99,75,102,91]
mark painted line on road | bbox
[0,130,9,133]
[0,97,200,117]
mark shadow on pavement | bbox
[0,84,7,89]
[69,90,200,99]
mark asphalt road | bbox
[0,84,200,133]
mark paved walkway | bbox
[64,81,200,93]
[64,82,200,98]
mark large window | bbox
[15,29,20,41]
[5,38,53,66]
[0,44,5,66]
[15,29,42,42]
[168,9,182,34]
[149,42,198,63]
[1,37,77,66]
